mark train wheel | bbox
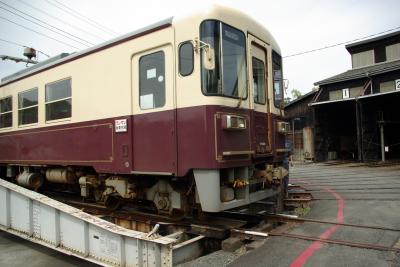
[104,195,121,210]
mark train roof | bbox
[173,5,281,53]
[1,17,173,86]
[1,5,281,87]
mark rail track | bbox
[43,184,400,261]
[1,175,397,267]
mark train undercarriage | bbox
[1,163,288,218]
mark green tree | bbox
[291,89,302,99]
[284,97,292,105]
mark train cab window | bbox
[273,51,284,108]
[139,51,165,109]
[179,42,194,76]
[0,96,12,128]
[201,20,220,94]
[252,57,266,104]
[221,24,247,98]
[45,78,72,121]
[200,20,247,98]
[18,88,38,125]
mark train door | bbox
[131,44,177,175]
[248,34,272,155]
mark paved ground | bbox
[0,231,97,267]
[1,162,400,266]
[229,163,400,267]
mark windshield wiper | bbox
[236,87,247,108]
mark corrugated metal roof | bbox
[0,17,173,86]
[314,59,400,86]
[345,30,400,50]
[284,89,317,108]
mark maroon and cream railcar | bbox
[0,6,289,214]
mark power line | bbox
[52,0,118,35]
[283,26,400,58]
[0,1,94,46]
[45,0,117,37]
[0,38,51,57]
[0,4,91,48]
[37,50,51,58]
[0,38,25,48]
[17,0,106,42]
[0,16,79,50]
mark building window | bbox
[329,87,364,100]
[329,90,342,100]
[139,51,165,109]
[351,50,374,68]
[18,88,38,125]
[350,86,363,97]
[252,57,266,104]
[0,96,12,128]
[386,43,400,61]
[179,42,194,76]
[380,80,396,93]
[45,78,72,121]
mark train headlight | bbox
[223,115,246,130]
[277,121,289,134]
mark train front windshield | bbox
[200,20,247,98]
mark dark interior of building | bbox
[314,101,358,161]
[314,93,400,162]
[362,93,400,161]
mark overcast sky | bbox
[0,0,399,96]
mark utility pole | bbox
[292,118,300,161]
[379,121,385,162]
[378,111,386,162]
[292,119,295,152]
[355,101,364,162]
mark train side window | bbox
[179,42,194,76]
[18,88,38,125]
[0,96,12,128]
[139,51,165,109]
[45,78,72,121]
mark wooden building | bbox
[284,90,317,161]
[285,30,400,162]
[312,30,400,162]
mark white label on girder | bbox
[396,79,400,90]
